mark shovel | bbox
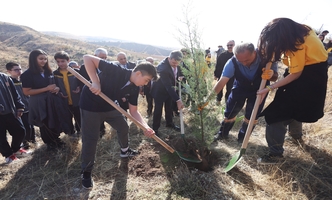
[67,67,202,163]
[179,81,189,147]
[223,61,273,172]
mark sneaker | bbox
[81,171,93,189]
[14,148,31,158]
[213,132,228,142]
[120,148,139,158]
[257,154,284,165]
[5,154,19,164]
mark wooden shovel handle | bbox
[241,61,273,149]
[67,67,175,153]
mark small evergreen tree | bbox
[174,1,221,146]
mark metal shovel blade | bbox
[176,151,202,163]
[223,149,246,172]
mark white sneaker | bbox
[14,148,31,158]
[5,154,19,164]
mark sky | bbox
[1,0,332,52]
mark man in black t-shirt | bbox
[80,55,158,189]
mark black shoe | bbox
[81,171,93,189]
[257,154,284,165]
[213,132,228,141]
[166,124,180,132]
[120,148,139,158]
[237,135,244,144]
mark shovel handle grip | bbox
[67,67,175,153]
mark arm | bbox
[198,76,229,110]
[23,85,58,96]
[213,76,230,94]
[83,55,101,95]
[257,70,302,103]
[159,70,180,102]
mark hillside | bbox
[0,22,165,72]
[0,21,331,200]
[43,31,173,57]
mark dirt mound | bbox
[128,135,220,178]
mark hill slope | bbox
[43,31,173,57]
[0,21,165,71]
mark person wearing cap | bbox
[151,50,185,135]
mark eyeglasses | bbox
[11,69,22,72]
[227,44,234,47]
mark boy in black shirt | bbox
[80,55,158,189]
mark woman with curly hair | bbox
[256,18,328,164]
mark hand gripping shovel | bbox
[67,67,201,163]
[223,61,273,172]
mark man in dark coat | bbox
[151,50,185,135]
[214,40,235,104]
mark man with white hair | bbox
[116,52,136,69]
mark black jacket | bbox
[0,73,24,115]
[214,51,234,78]
[151,57,184,102]
[113,61,136,70]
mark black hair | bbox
[54,51,70,61]
[258,18,311,63]
[28,49,52,74]
[133,62,158,81]
[5,62,19,70]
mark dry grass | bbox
[1,22,332,199]
[1,66,332,200]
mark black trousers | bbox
[0,113,25,157]
[145,93,154,115]
[152,97,173,131]
[68,105,81,133]
[21,112,35,142]
[39,117,62,145]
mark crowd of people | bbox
[0,17,329,189]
